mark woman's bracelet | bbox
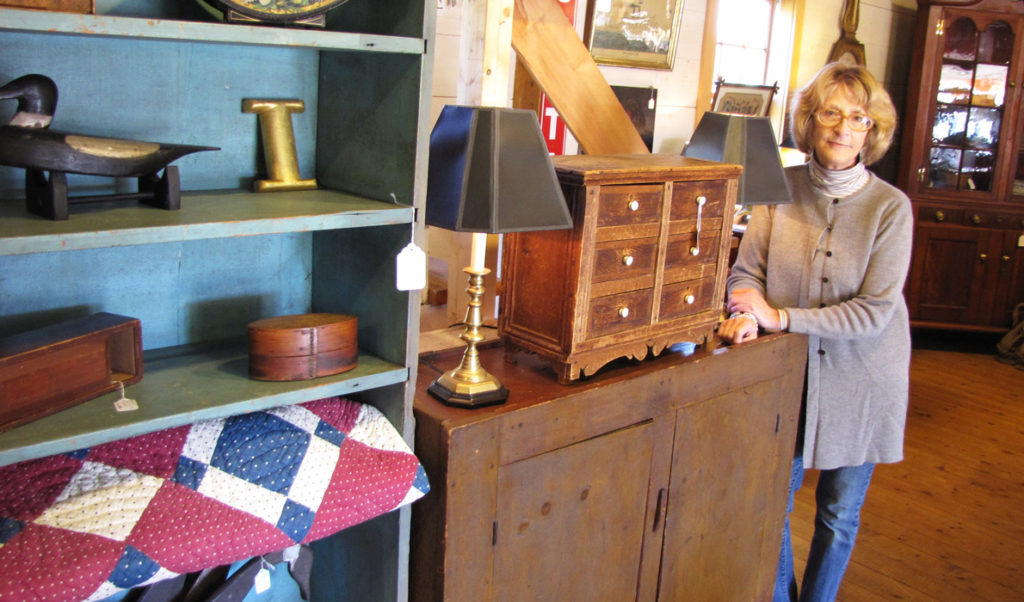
[729,311,759,329]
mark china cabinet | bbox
[0,0,434,599]
[898,0,1024,331]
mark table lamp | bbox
[682,112,792,207]
[425,105,572,407]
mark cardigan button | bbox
[826,251,833,257]
[818,349,826,355]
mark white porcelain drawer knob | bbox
[628,199,640,211]
[622,254,634,266]
[684,294,695,304]
[618,307,630,318]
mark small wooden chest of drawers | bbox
[498,154,741,383]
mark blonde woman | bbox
[720,62,913,602]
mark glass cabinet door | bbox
[926,15,1014,195]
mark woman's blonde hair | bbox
[789,62,898,166]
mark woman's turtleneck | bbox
[807,152,870,198]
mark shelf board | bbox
[0,189,414,255]
[0,7,424,54]
[0,345,408,467]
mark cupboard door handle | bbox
[622,254,634,266]
[618,307,630,318]
[918,167,927,183]
[652,488,665,532]
[628,198,640,211]
[935,210,945,222]
[971,214,982,225]
[1002,255,1011,264]
[690,195,706,256]
[980,253,988,263]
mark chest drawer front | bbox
[588,289,653,339]
[659,276,718,322]
[670,180,728,221]
[664,230,721,277]
[597,184,664,228]
[593,238,659,284]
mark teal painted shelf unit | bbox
[0,0,434,599]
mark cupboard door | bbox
[492,421,656,600]
[990,229,1024,326]
[907,223,994,324]
[658,380,795,601]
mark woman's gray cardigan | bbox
[727,164,914,470]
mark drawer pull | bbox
[622,254,634,266]
[1003,255,1011,264]
[971,214,982,225]
[980,253,988,263]
[684,294,695,305]
[628,198,640,212]
[690,196,707,256]
[618,307,630,318]
[935,210,945,222]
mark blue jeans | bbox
[774,455,875,602]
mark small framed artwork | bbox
[711,80,778,117]
[585,0,685,70]
[611,85,656,151]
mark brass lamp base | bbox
[427,266,509,408]
[427,369,509,408]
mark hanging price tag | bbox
[396,242,426,291]
[254,567,271,594]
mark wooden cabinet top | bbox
[551,154,743,185]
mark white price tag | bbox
[113,397,139,412]
[396,242,426,291]
[254,567,271,594]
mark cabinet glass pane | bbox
[966,107,1001,149]
[943,18,977,61]
[926,17,1014,193]
[937,63,973,104]
[932,105,968,146]
[1016,122,1024,197]
[977,20,1013,64]
[972,64,1007,107]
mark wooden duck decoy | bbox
[0,74,218,220]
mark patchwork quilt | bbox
[0,397,430,601]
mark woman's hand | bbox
[718,315,759,344]
[728,288,783,332]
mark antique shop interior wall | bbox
[431,0,917,158]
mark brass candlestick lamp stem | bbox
[427,267,509,407]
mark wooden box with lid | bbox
[498,154,740,383]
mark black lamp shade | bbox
[682,112,792,205]
[426,105,572,233]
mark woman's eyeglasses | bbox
[814,109,874,132]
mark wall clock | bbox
[198,0,350,27]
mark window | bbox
[714,0,775,86]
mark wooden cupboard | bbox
[0,1,434,599]
[410,333,807,601]
[898,0,1024,331]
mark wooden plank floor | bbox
[791,331,1024,601]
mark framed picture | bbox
[711,80,778,117]
[585,0,685,70]
[611,85,656,151]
